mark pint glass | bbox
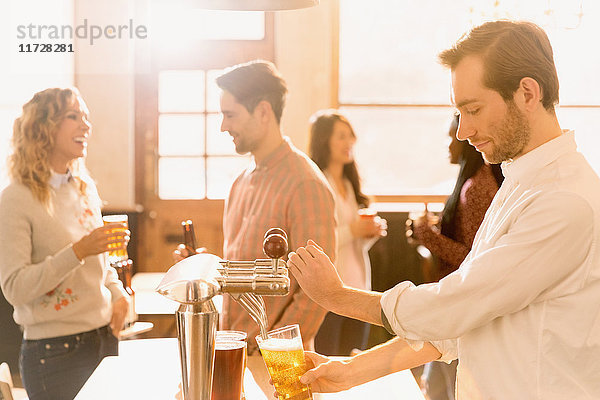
[102,214,128,263]
[256,324,312,400]
[212,331,247,400]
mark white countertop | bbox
[75,338,424,400]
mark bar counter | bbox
[75,338,424,399]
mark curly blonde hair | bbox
[9,87,89,205]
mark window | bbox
[146,9,270,200]
[156,69,249,199]
[338,0,600,196]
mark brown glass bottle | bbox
[182,219,197,257]
[116,259,137,327]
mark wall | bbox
[74,0,138,210]
[275,0,336,151]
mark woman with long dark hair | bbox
[308,110,386,356]
[414,114,504,280]
[0,88,130,399]
[413,113,503,400]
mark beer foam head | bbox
[215,340,246,351]
[259,337,303,352]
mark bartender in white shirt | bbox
[287,20,600,400]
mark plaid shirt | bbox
[222,138,336,353]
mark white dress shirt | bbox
[381,132,600,399]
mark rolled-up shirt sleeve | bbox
[381,191,593,349]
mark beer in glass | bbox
[256,324,312,400]
[102,214,128,263]
[212,331,247,400]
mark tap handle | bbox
[264,228,287,240]
[263,229,288,259]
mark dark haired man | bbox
[287,21,600,399]
[216,60,336,353]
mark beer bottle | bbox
[182,220,197,257]
[115,259,137,328]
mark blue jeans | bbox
[19,325,118,400]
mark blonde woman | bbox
[0,88,130,399]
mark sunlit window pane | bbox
[159,70,205,112]
[556,107,600,176]
[206,157,251,199]
[207,69,225,113]
[158,157,205,199]
[339,0,600,106]
[339,0,600,196]
[158,115,204,156]
[548,6,600,105]
[339,1,459,104]
[206,114,237,155]
[339,106,459,195]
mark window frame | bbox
[333,1,600,203]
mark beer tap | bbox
[214,230,289,296]
[156,228,290,400]
[222,229,288,339]
[263,227,288,273]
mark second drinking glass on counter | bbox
[212,331,247,400]
[256,324,313,400]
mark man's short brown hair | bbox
[216,60,288,123]
[439,20,559,111]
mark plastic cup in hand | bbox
[102,214,128,263]
[256,324,312,400]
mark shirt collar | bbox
[49,170,72,189]
[501,130,576,183]
[253,137,293,171]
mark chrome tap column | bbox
[177,301,217,400]
[156,229,289,400]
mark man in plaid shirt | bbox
[216,60,337,353]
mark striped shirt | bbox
[222,137,336,353]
